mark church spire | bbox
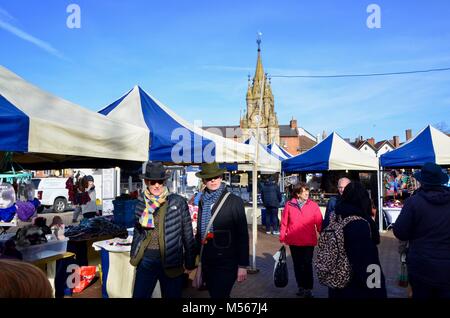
[246,74,252,99]
[253,32,265,96]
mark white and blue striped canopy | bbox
[282,132,378,172]
[0,66,149,166]
[98,86,254,164]
[380,125,450,167]
[267,142,293,159]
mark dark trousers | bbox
[203,266,237,298]
[409,276,450,299]
[133,254,183,299]
[289,245,314,290]
[265,207,279,232]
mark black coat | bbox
[260,181,282,208]
[196,189,250,269]
[329,202,387,299]
[133,193,196,270]
[393,186,450,288]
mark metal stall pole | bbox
[128,176,133,194]
[248,33,264,274]
[377,167,384,232]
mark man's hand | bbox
[237,267,247,282]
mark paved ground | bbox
[69,223,408,298]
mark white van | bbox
[31,178,71,213]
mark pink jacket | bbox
[279,198,323,246]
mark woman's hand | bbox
[237,267,247,282]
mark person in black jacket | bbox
[130,162,196,299]
[260,176,282,235]
[329,181,387,299]
[394,162,450,299]
[323,177,351,229]
[195,162,249,298]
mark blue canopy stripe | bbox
[99,87,217,163]
[0,95,29,152]
[98,88,132,116]
[265,144,285,161]
[282,133,333,172]
[380,126,437,167]
[139,88,216,163]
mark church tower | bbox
[241,35,279,144]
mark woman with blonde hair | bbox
[0,259,53,298]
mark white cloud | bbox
[0,7,15,22]
[0,17,68,61]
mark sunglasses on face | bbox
[149,180,165,186]
[204,176,221,182]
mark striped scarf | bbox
[139,187,169,228]
[200,183,226,239]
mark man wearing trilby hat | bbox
[194,162,249,298]
[394,162,450,299]
[130,161,196,298]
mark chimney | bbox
[290,117,297,129]
[393,135,400,148]
[406,129,412,141]
[367,137,375,146]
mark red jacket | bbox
[280,198,323,246]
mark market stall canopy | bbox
[267,142,293,159]
[98,86,253,164]
[0,66,149,169]
[282,132,379,172]
[380,125,450,168]
[237,136,281,173]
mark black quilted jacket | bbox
[134,192,196,270]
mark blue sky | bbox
[1,0,449,142]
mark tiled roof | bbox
[374,140,395,150]
[279,125,298,137]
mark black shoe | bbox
[296,288,305,297]
[303,290,314,298]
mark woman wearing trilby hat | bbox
[130,162,196,298]
[394,162,450,299]
[194,162,249,298]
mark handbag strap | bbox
[199,192,231,263]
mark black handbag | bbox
[274,245,288,288]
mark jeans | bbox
[72,206,82,222]
[289,245,314,290]
[133,253,183,299]
[265,207,279,232]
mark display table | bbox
[382,207,402,226]
[68,235,114,266]
[92,238,161,298]
[32,252,76,297]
